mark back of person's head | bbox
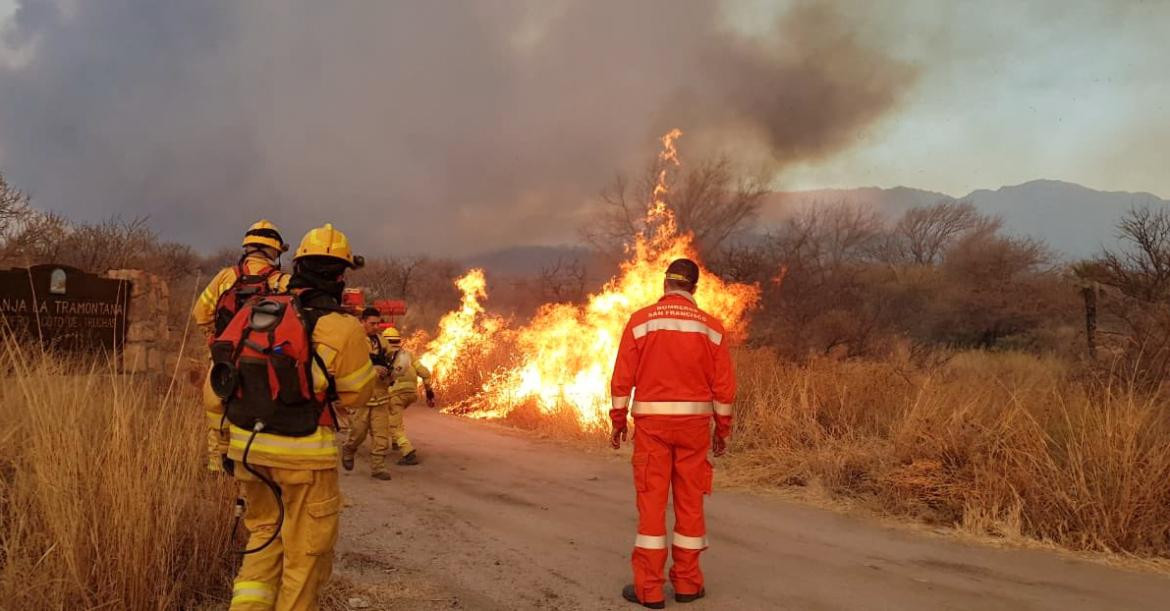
[664,258,700,293]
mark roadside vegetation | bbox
[0,339,238,608]
[729,348,1170,556]
[4,155,1170,581]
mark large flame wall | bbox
[418,130,759,429]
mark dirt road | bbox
[333,409,1169,610]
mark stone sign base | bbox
[105,269,170,374]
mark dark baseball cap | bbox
[665,258,700,285]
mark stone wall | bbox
[105,269,170,374]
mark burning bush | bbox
[417,130,759,428]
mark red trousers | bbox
[631,415,712,603]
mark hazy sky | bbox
[0,1,1166,256]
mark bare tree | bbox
[0,171,31,237]
[1076,207,1170,389]
[883,201,999,265]
[768,202,884,279]
[538,256,587,302]
[583,155,769,259]
[1086,207,1170,303]
[395,256,427,301]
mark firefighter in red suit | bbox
[610,258,735,608]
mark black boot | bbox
[622,585,665,609]
[397,450,419,466]
[676,588,706,603]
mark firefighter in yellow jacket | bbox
[382,326,436,466]
[196,220,293,473]
[192,219,292,340]
[340,307,396,480]
[205,224,375,611]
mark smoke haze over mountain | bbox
[0,0,915,255]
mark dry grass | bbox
[727,348,1170,557]
[0,339,236,609]
[447,340,1170,558]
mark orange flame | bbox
[420,130,759,429]
[417,269,506,384]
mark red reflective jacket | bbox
[609,291,736,438]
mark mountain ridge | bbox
[469,180,1170,274]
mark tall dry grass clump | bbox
[0,338,236,609]
[728,348,1170,556]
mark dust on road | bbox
[333,409,1170,610]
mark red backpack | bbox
[213,262,282,337]
[209,293,338,436]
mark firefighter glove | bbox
[712,432,727,458]
[610,420,628,450]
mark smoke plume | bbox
[0,0,916,256]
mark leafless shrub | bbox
[1077,207,1170,389]
[537,256,587,303]
[583,155,768,259]
[880,201,998,265]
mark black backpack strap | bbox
[294,293,341,405]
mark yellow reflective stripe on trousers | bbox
[635,533,668,549]
[673,532,708,549]
[229,426,337,456]
[232,580,276,605]
[714,402,733,416]
[335,360,376,392]
[631,401,713,416]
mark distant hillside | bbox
[761,180,1169,259]
[467,180,1169,271]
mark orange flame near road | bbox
[419,269,506,385]
[419,130,759,428]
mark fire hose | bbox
[230,421,285,555]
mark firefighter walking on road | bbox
[341,307,397,480]
[206,223,375,610]
[610,258,736,609]
[382,326,436,466]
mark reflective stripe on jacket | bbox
[609,291,736,438]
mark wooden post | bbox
[1081,283,1098,359]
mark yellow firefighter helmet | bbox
[294,223,365,268]
[242,219,289,252]
[381,326,402,344]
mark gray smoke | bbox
[0,0,915,256]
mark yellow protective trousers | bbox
[231,466,340,611]
[387,392,416,457]
[343,403,392,473]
